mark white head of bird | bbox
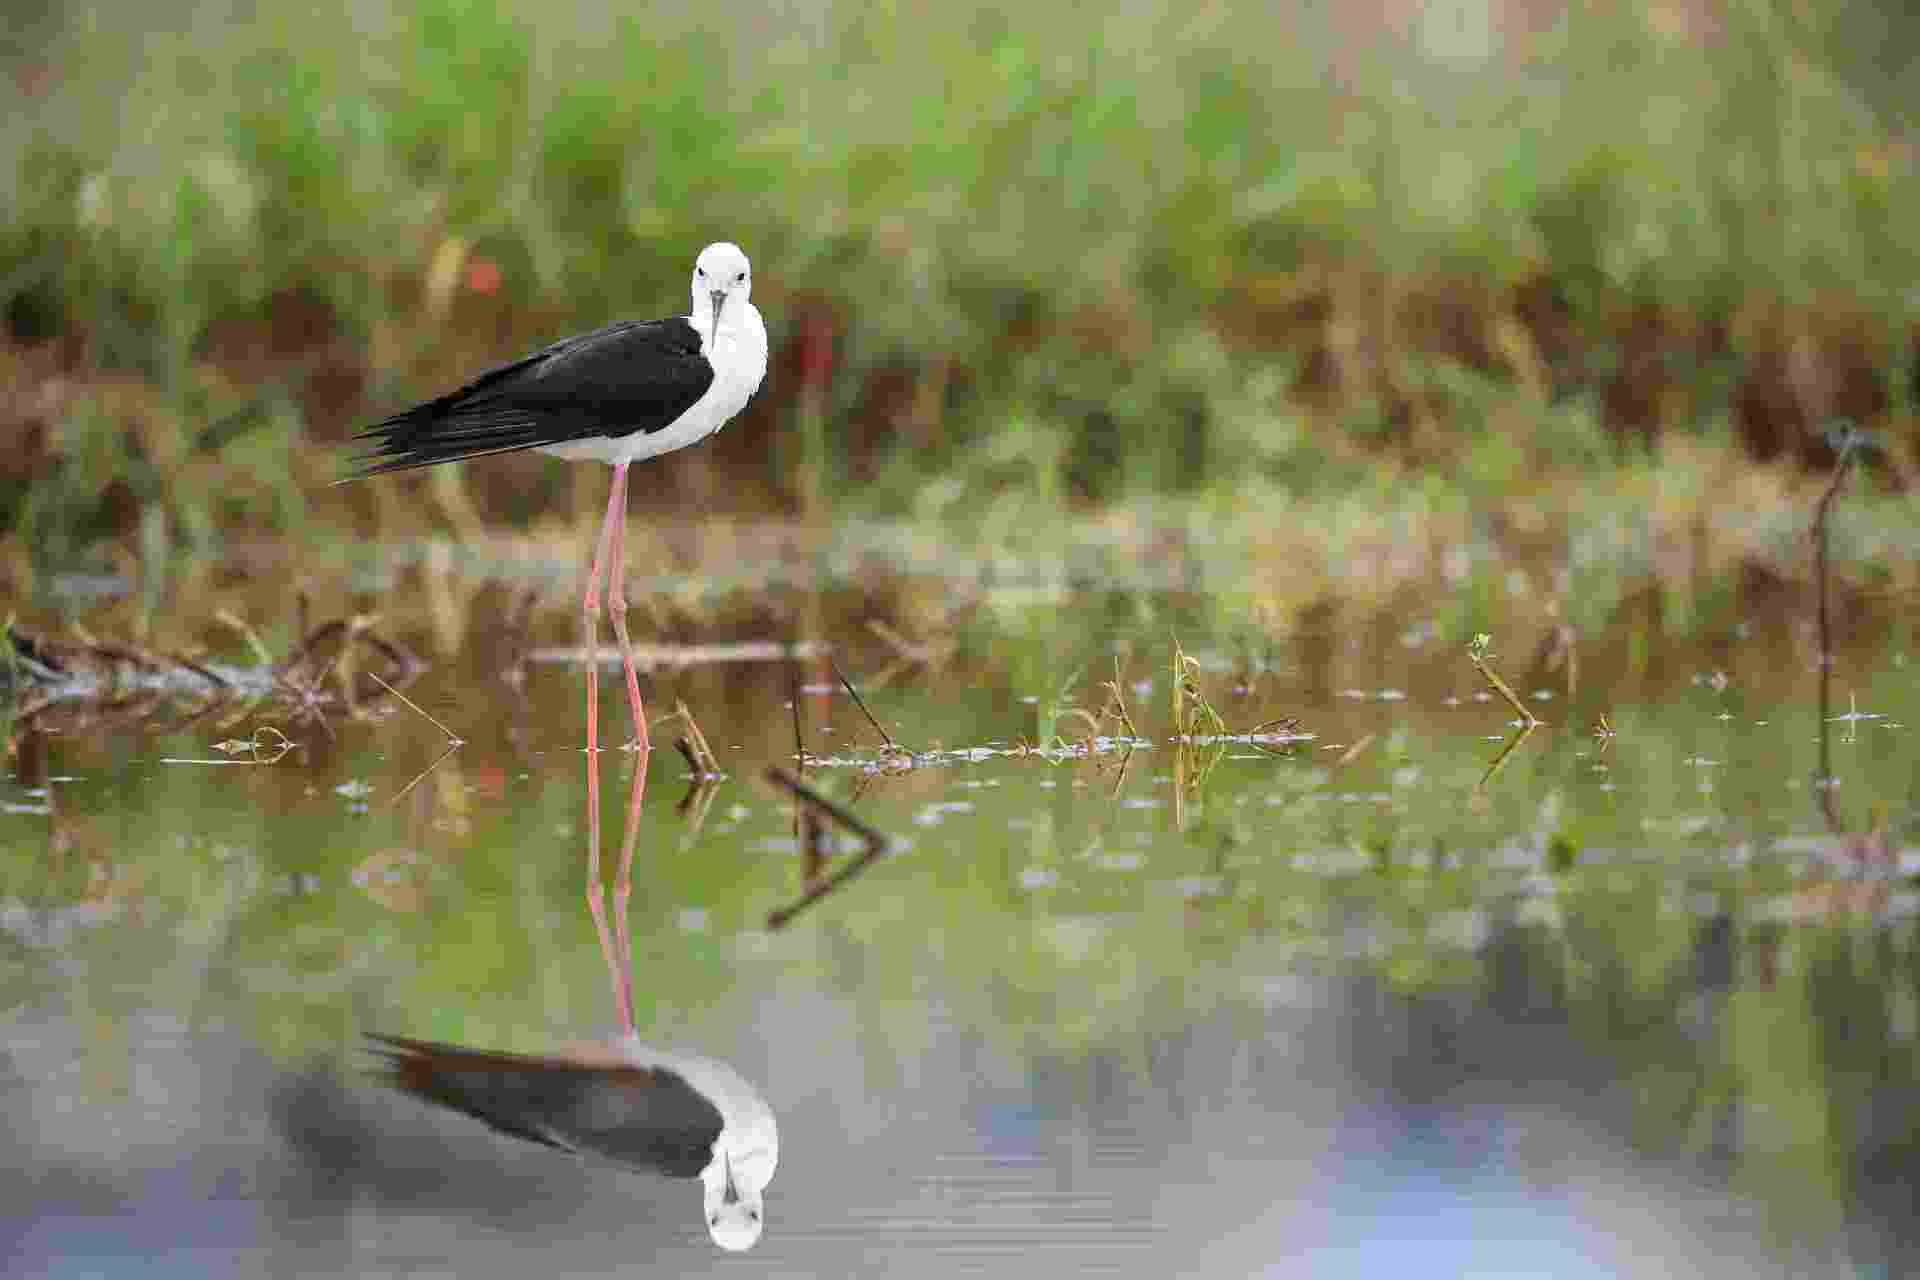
[692,242,754,346]
[703,1148,768,1252]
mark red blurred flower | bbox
[465,258,503,296]
[476,762,506,801]
[801,311,834,390]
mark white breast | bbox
[538,303,768,467]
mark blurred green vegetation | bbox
[2,0,1917,594]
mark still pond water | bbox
[4,554,1918,1278]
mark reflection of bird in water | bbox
[365,569,777,1249]
[371,1032,778,1251]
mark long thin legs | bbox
[582,462,651,1037]
[604,474,650,757]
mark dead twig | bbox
[1100,656,1141,740]
[666,699,721,775]
[830,655,909,758]
[1467,633,1542,728]
[367,671,464,745]
[1477,722,1540,790]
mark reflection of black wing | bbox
[368,1034,720,1179]
[348,317,713,475]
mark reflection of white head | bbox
[631,1037,778,1254]
[704,1149,766,1251]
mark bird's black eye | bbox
[749,1210,759,1222]
[735,272,746,283]
[710,1215,719,1226]
[697,267,706,278]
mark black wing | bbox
[367,1034,722,1179]
[347,317,714,477]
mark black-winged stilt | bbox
[346,242,767,937]
[346,241,768,759]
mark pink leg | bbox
[604,477,649,754]
[583,465,632,1035]
[603,468,651,1003]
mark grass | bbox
[2,0,1917,623]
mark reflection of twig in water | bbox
[387,741,462,809]
[1064,743,1137,865]
[500,589,538,692]
[1476,722,1539,790]
[1243,715,1303,758]
[1106,743,1136,802]
[675,775,720,839]
[159,725,294,766]
[1334,732,1376,770]
[1170,636,1228,829]
[1806,432,1896,878]
[789,655,807,845]
[764,766,892,930]
[800,769,886,883]
[1591,713,1615,750]
[1811,433,1859,814]
[798,802,829,888]
[1827,690,1885,746]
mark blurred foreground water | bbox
[4,555,1918,1277]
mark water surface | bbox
[5,569,1917,1277]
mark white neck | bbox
[699,300,768,374]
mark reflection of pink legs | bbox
[585,720,645,1036]
[581,462,649,1038]
[609,737,646,1034]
